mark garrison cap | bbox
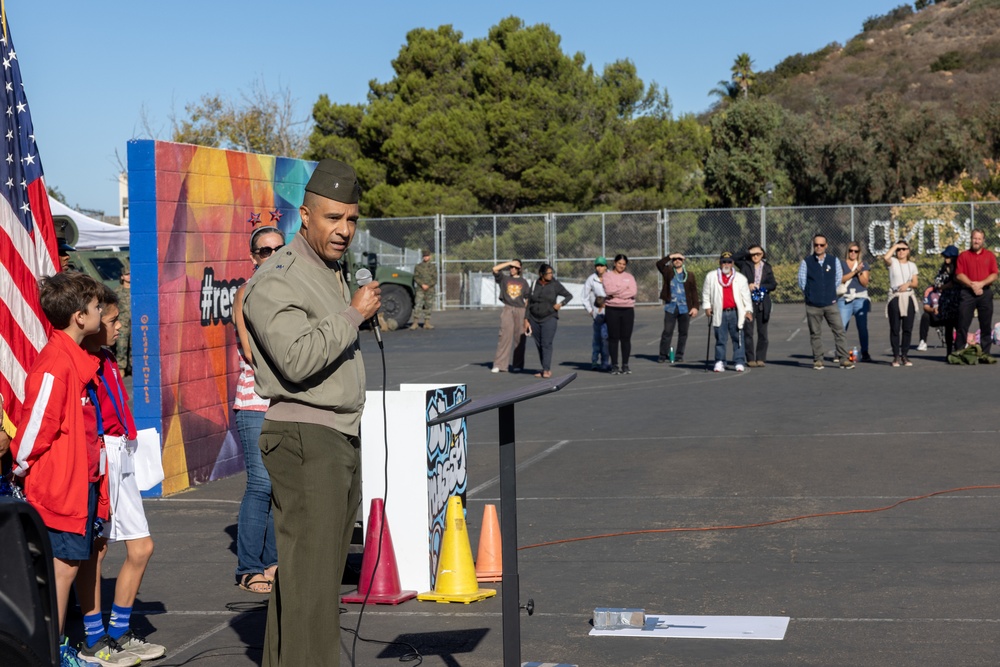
[305,159,361,204]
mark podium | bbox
[360,383,468,592]
[428,373,576,667]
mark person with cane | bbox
[701,251,753,372]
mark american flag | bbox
[0,15,58,421]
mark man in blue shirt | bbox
[798,234,852,369]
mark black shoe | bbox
[622,365,632,374]
[610,366,621,375]
[861,352,872,362]
[673,356,683,363]
[657,356,667,363]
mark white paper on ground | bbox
[589,614,789,640]
[133,428,164,491]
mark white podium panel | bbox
[361,383,467,592]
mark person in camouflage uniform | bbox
[115,265,132,375]
[411,250,437,330]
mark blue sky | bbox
[7,1,907,217]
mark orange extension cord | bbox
[517,484,1000,551]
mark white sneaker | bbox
[713,361,725,373]
[917,340,928,351]
[735,364,745,372]
[491,367,500,373]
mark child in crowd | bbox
[10,272,119,667]
[78,285,164,664]
[593,295,611,371]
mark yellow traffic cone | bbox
[475,504,503,582]
[418,496,497,603]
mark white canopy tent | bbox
[48,196,130,249]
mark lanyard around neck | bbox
[85,383,104,437]
[98,361,130,439]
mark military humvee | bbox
[53,213,129,290]
[343,251,416,328]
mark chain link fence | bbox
[359,202,1000,309]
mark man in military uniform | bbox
[115,264,132,376]
[242,159,381,667]
[411,249,437,329]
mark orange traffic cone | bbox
[417,496,497,603]
[342,498,417,605]
[475,504,503,582]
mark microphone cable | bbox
[348,309,422,665]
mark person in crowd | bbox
[702,251,753,372]
[78,284,164,664]
[955,228,998,355]
[10,272,109,667]
[491,259,529,373]
[58,241,78,272]
[524,263,573,379]
[603,254,638,374]
[837,241,872,362]
[582,257,610,371]
[655,252,698,364]
[918,245,960,355]
[798,233,852,369]
[242,159,381,667]
[883,241,920,367]
[411,249,437,330]
[114,264,132,376]
[0,394,12,461]
[737,244,776,367]
[232,226,283,594]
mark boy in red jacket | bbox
[77,285,165,663]
[11,272,114,666]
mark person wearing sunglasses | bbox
[737,244,776,367]
[231,225,284,595]
[798,234,852,369]
[837,243,871,362]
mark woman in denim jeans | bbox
[837,242,872,362]
[232,226,284,593]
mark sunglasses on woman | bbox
[253,245,285,259]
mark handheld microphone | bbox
[354,268,383,349]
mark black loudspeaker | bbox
[0,498,59,667]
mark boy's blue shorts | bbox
[48,481,99,561]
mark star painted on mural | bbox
[248,211,261,225]
[269,209,283,223]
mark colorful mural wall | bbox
[127,140,314,495]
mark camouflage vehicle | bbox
[343,251,416,328]
[61,248,129,290]
[54,215,128,290]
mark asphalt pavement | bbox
[86,303,1000,666]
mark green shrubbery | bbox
[930,50,965,71]
[863,4,915,32]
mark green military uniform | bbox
[242,159,367,667]
[412,255,437,328]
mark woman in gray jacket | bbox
[524,263,573,379]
